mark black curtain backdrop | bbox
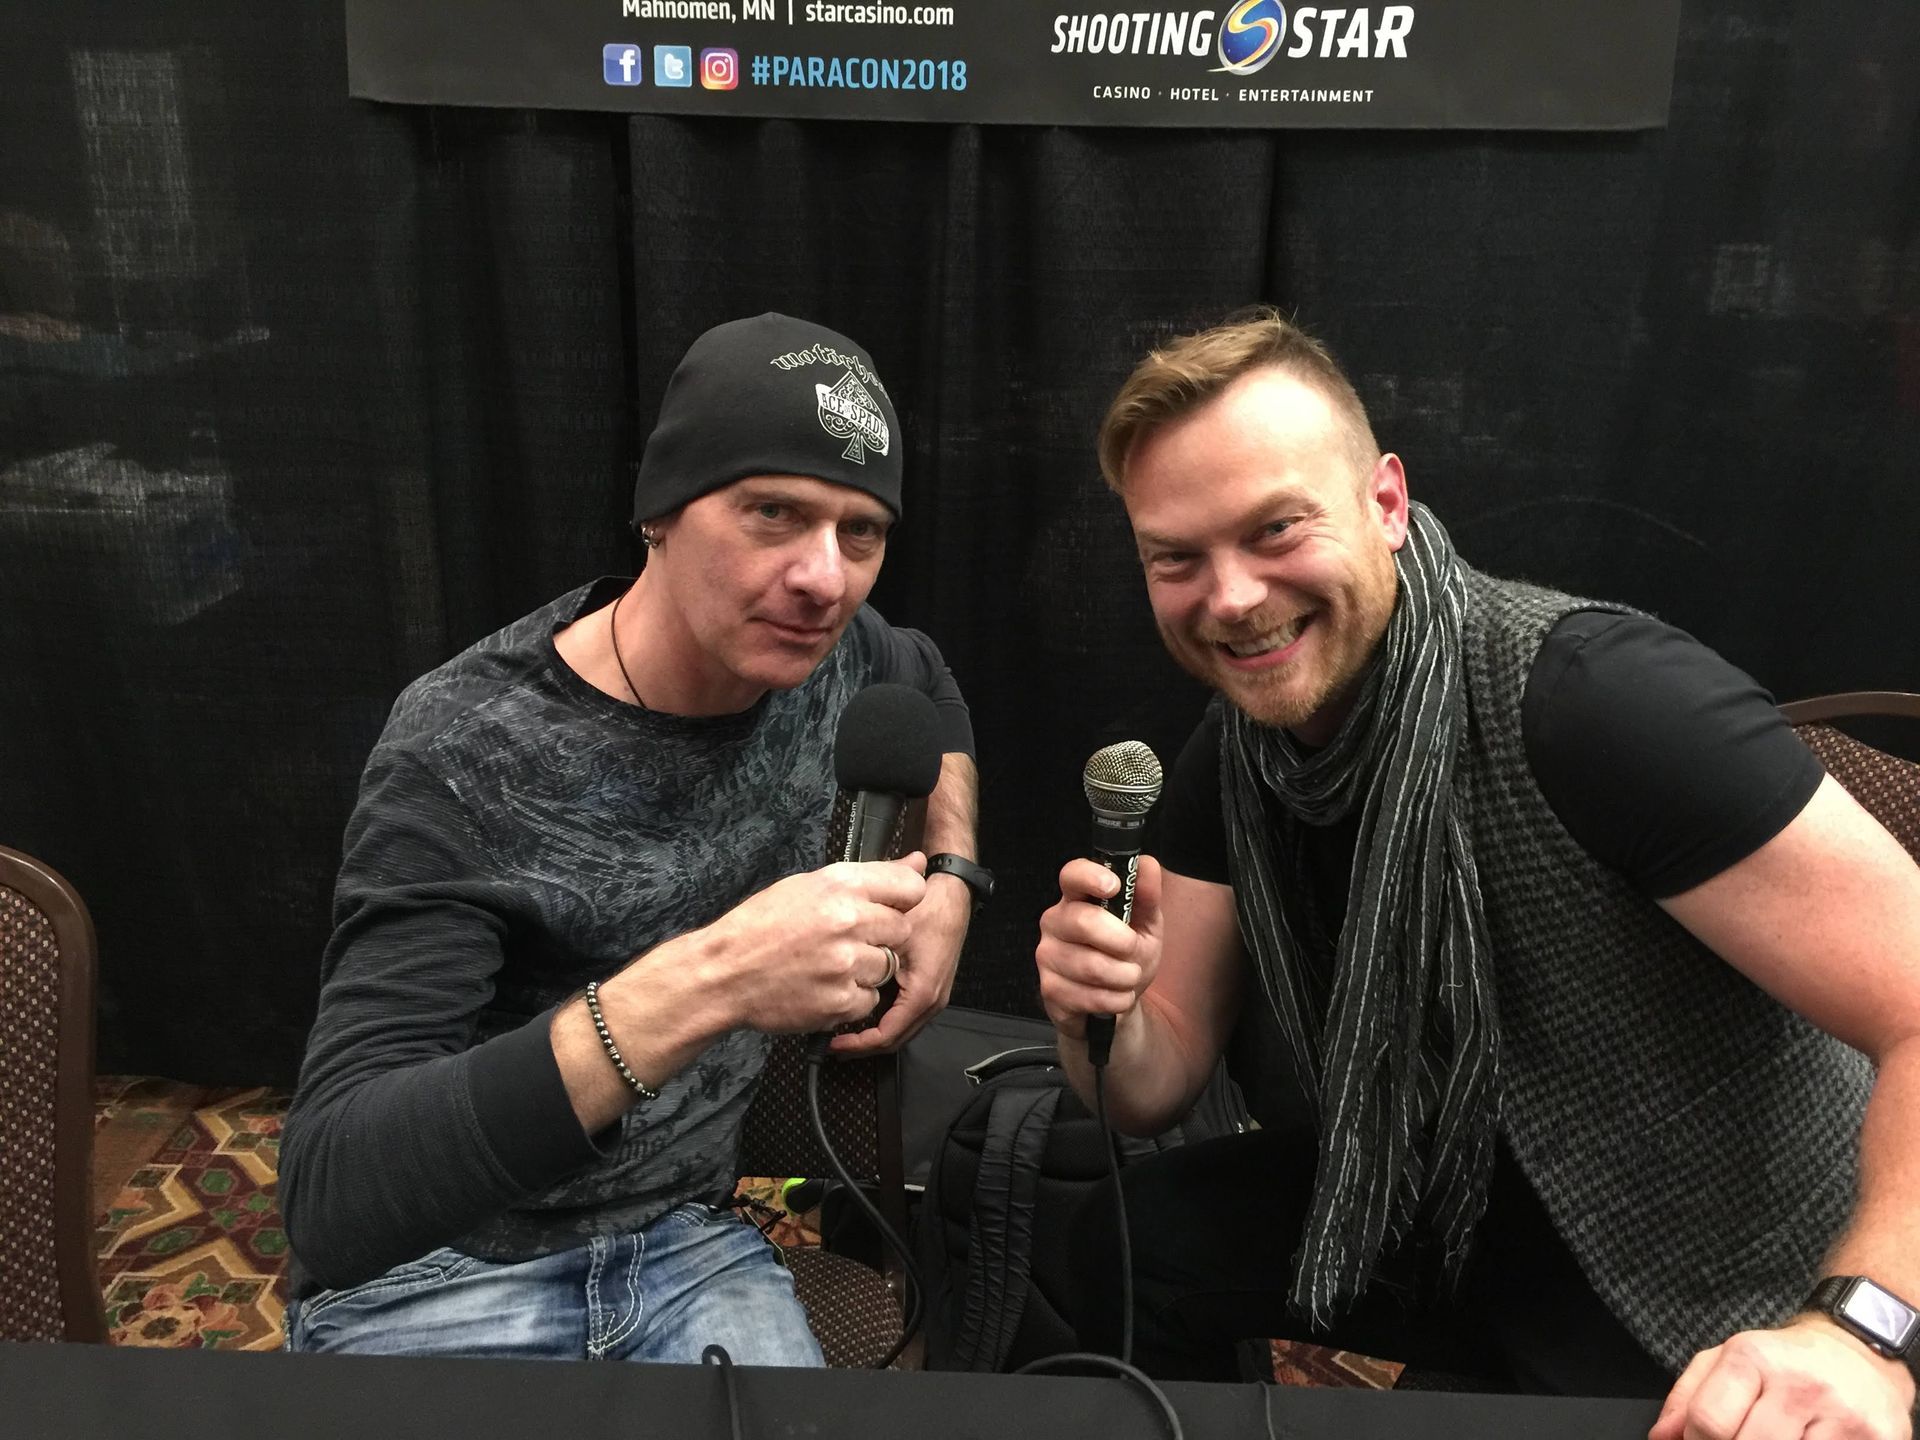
[2,2,1915,1085]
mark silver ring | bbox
[880,945,899,987]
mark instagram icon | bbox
[700,47,739,90]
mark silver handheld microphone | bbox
[1081,741,1164,1066]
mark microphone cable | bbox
[804,1038,926,1370]
[1008,1037,1190,1440]
[701,1344,744,1440]
[1092,1057,1135,1366]
[1009,1351,1183,1440]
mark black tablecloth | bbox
[2,1342,1660,1439]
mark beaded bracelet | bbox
[584,980,659,1102]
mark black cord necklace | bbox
[609,580,647,710]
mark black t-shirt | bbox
[1156,610,1823,913]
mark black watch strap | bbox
[927,853,994,909]
[1806,1275,1920,1372]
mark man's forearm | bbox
[1040,863,1245,1137]
[1058,990,1219,1137]
[921,751,979,858]
[917,751,982,921]
[1743,1036,1920,1420]
[551,928,738,1134]
[1820,1034,1920,1303]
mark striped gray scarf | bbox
[1221,501,1500,1322]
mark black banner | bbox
[347,0,1681,129]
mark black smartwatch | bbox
[927,853,994,910]
[1805,1275,1920,1376]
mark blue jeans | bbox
[285,1202,823,1366]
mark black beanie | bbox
[633,313,903,527]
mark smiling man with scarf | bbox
[1034,310,1920,1437]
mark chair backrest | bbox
[1779,692,1920,863]
[737,1042,910,1256]
[0,845,107,1342]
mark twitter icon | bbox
[654,45,693,87]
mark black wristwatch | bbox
[927,853,994,910]
[1805,1275,1920,1375]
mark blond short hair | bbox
[1097,308,1379,490]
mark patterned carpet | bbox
[87,1077,1393,1386]
[92,1078,290,1349]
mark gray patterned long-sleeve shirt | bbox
[279,578,972,1295]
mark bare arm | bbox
[1650,775,1920,1439]
[1036,855,1246,1135]
[920,751,980,861]
[552,854,928,1132]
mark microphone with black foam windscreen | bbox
[827,682,945,866]
[1081,741,1165,1067]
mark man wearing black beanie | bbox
[278,315,982,1366]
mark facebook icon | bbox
[603,44,642,86]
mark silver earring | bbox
[640,527,661,549]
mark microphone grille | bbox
[1082,741,1163,816]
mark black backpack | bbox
[911,1042,1248,1372]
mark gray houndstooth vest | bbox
[1458,568,1871,1371]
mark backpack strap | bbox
[950,1082,1063,1372]
[962,1044,1060,1087]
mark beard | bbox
[1160,614,1345,729]
[1164,560,1399,734]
